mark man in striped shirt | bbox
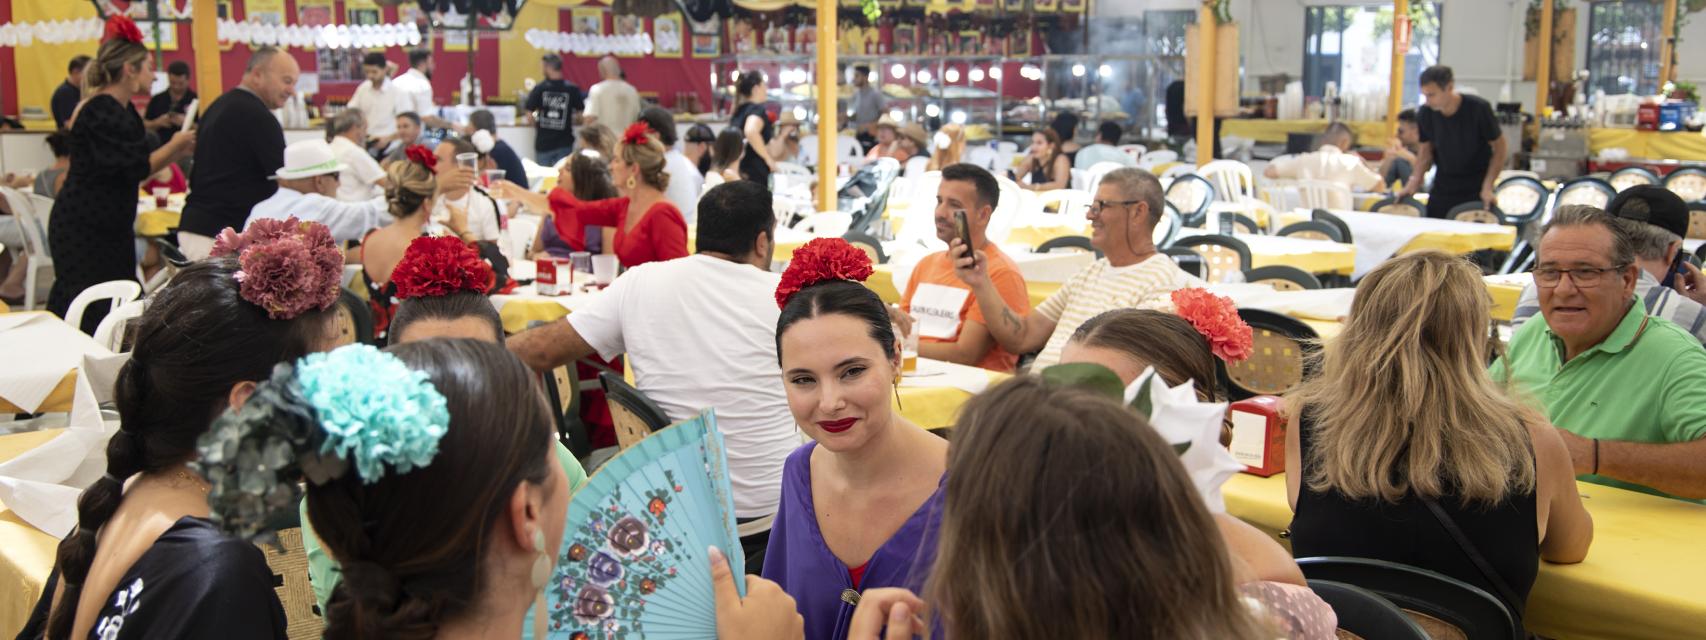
[952,167,1202,368]
[1511,187,1706,344]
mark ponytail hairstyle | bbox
[387,236,502,344]
[617,122,670,192]
[711,128,745,174]
[388,146,440,219]
[194,340,555,639]
[84,17,149,93]
[568,150,619,201]
[774,238,894,366]
[44,256,335,640]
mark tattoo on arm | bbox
[1001,308,1024,334]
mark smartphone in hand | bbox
[954,209,974,263]
[1662,248,1688,289]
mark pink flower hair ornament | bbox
[1170,288,1254,363]
[210,218,344,320]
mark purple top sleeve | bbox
[761,443,946,640]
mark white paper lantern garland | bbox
[0,18,104,47]
[523,28,653,57]
[215,20,422,50]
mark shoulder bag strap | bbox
[1419,494,1527,625]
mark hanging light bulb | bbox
[989,66,1003,80]
[950,110,968,125]
[1071,64,1086,78]
[925,104,941,118]
[1098,64,1113,79]
[793,106,808,121]
[891,63,906,79]
[969,68,986,83]
[889,109,905,122]
[730,70,741,83]
[945,68,961,83]
[917,69,934,84]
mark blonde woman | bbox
[1286,251,1593,618]
[499,123,687,268]
[47,16,195,331]
[925,123,966,172]
[360,146,474,340]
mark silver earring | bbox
[531,529,553,590]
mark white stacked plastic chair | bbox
[93,297,149,352]
[1296,179,1354,211]
[1197,160,1261,221]
[797,134,819,167]
[793,210,853,237]
[1031,189,1094,222]
[985,176,1030,245]
[1084,161,1126,196]
[0,187,52,310]
[1068,168,1089,191]
[964,145,999,172]
[64,280,143,335]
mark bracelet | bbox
[1591,438,1601,475]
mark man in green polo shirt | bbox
[1491,205,1706,501]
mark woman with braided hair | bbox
[20,219,343,640]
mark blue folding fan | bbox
[539,409,744,639]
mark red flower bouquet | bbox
[391,236,495,299]
[104,16,144,45]
[210,218,343,320]
[775,238,874,308]
[1171,288,1253,363]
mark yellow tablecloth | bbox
[1587,128,1706,162]
[1224,472,1706,640]
[498,299,574,334]
[0,371,76,415]
[1278,210,1517,256]
[894,370,1006,429]
[1221,119,1391,146]
[0,429,69,638]
[1486,276,1528,323]
[134,210,180,238]
[1003,225,1356,276]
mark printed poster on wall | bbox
[1061,0,1086,13]
[137,21,177,50]
[246,0,287,25]
[346,0,382,26]
[297,0,335,28]
[572,8,605,35]
[614,14,644,58]
[893,25,917,55]
[689,16,720,58]
[653,13,683,59]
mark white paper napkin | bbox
[900,358,991,395]
[0,314,115,413]
[0,353,128,538]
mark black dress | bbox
[46,94,152,334]
[1289,406,1540,611]
[732,102,773,186]
[17,517,287,639]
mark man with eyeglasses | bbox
[245,139,391,244]
[1511,189,1706,344]
[887,163,1031,372]
[953,167,1201,368]
[1491,205,1706,501]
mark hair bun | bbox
[774,238,874,308]
[391,236,495,299]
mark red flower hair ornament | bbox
[104,16,145,45]
[775,238,874,308]
[404,145,438,172]
[1170,288,1254,363]
[209,218,343,320]
[621,122,655,147]
[391,236,495,299]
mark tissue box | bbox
[1229,396,1287,477]
[534,258,571,296]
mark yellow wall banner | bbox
[12,0,100,124]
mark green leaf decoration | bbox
[1038,363,1126,402]
[1173,441,1193,456]
[1131,374,1154,420]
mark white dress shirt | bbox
[329,136,387,202]
[392,68,437,121]
[663,150,704,224]
[247,185,387,244]
[348,78,401,138]
[1265,144,1384,191]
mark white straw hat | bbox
[274,139,348,180]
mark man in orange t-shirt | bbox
[894,163,1031,372]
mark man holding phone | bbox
[1510,186,1706,344]
[889,164,1031,372]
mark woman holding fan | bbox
[764,239,949,640]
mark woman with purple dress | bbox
[763,239,949,640]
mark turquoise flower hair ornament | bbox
[1038,363,1245,513]
[194,344,451,544]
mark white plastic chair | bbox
[776,162,812,177]
[1296,179,1355,211]
[64,280,143,335]
[1,187,53,310]
[793,210,853,237]
[1032,189,1094,221]
[837,135,863,163]
[1084,161,1125,195]
[797,135,820,167]
[1139,149,1179,168]
[92,297,148,352]
[1119,144,1148,163]
[1198,160,1262,222]
[965,146,999,172]
[986,176,1030,245]
[1069,168,1089,191]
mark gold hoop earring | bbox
[626,177,637,190]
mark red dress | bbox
[545,189,689,448]
[546,189,689,267]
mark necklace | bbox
[153,467,210,493]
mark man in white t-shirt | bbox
[584,56,641,133]
[956,167,1202,367]
[1262,121,1383,192]
[393,48,455,130]
[637,106,704,223]
[349,52,402,143]
[508,180,798,520]
[325,110,389,202]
